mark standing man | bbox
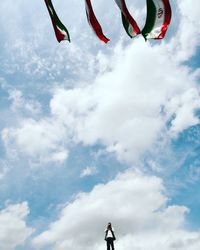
[104,222,116,250]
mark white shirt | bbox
[105,228,115,238]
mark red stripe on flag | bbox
[120,0,140,35]
[85,0,109,43]
[157,0,172,39]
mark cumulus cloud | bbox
[80,166,98,178]
[8,89,42,114]
[32,170,200,250]
[166,88,200,136]
[0,0,115,81]
[2,41,200,165]
[1,117,69,164]
[0,1,200,249]
[0,202,33,250]
[1,0,200,166]
[169,0,200,61]
[49,40,200,163]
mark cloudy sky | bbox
[0,0,200,249]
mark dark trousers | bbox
[106,237,114,250]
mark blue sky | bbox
[0,0,200,250]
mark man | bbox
[104,222,116,250]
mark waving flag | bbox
[114,0,140,38]
[142,0,172,40]
[44,0,70,42]
[85,0,109,43]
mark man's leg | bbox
[107,239,110,250]
[110,239,114,250]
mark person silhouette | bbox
[104,222,116,250]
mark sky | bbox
[0,0,200,249]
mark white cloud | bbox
[0,1,200,249]
[2,41,200,165]
[49,39,200,163]
[32,170,200,250]
[1,0,200,166]
[167,88,200,136]
[80,166,98,178]
[169,0,200,61]
[0,202,33,250]
[8,89,42,115]
[1,118,69,164]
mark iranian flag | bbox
[44,0,70,42]
[114,0,140,38]
[142,0,172,40]
[85,0,109,43]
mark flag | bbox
[85,0,109,43]
[114,0,140,38]
[142,0,172,40]
[44,0,70,42]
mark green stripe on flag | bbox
[121,13,132,38]
[48,0,70,41]
[142,0,156,39]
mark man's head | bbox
[107,222,112,229]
